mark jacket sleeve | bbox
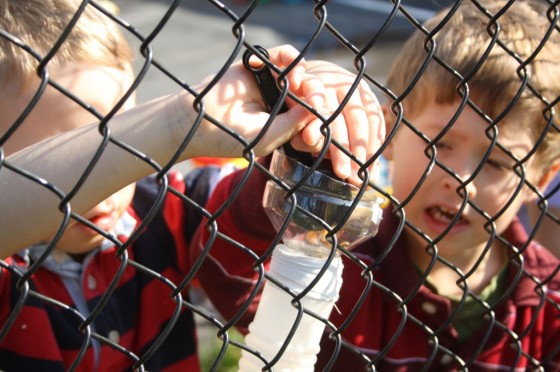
[0,262,12,331]
[189,158,276,333]
[0,258,24,339]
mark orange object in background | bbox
[191,157,248,169]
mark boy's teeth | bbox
[433,209,449,222]
[439,206,452,215]
[432,206,455,222]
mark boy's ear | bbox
[526,163,559,202]
[381,104,395,161]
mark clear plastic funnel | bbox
[263,149,384,258]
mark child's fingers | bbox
[323,87,352,180]
[340,83,371,184]
[257,45,307,91]
[292,118,324,151]
[352,85,385,185]
[256,72,327,155]
[290,76,379,184]
[366,89,386,163]
[294,73,327,147]
[348,82,386,185]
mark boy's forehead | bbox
[0,90,91,155]
[0,63,135,156]
[406,100,535,152]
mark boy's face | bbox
[1,63,137,255]
[48,184,137,255]
[384,101,542,258]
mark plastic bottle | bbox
[238,244,343,371]
[237,149,383,371]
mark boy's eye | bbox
[486,158,510,172]
[434,141,451,150]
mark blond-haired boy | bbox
[193,0,560,369]
[0,0,382,370]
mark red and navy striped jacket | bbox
[0,169,221,371]
[192,168,560,371]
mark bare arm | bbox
[0,49,384,258]
[0,46,327,257]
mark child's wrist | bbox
[168,91,203,159]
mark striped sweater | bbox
[0,169,221,371]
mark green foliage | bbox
[198,325,244,372]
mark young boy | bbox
[193,0,560,370]
[0,0,382,370]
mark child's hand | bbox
[294,61,385,186]
[183,46,385,186]
[184,45,326,159]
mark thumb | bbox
[252,104,317,156]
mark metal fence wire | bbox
[1,0,560,371]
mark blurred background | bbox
[114,0,454,102]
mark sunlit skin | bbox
[0,46,386,258]
[384,101,546,296]
[0,63,136,255]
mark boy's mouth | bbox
[428,206,457,223]
[425,205,469,233]
[72,213,115,235]
[88,213,115,230]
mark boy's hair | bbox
[0,0,132,91]
[386,0,560,171]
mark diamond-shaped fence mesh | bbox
[1,0,559,371]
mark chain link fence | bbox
[1,0,560,371]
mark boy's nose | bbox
[439,165,478,200]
